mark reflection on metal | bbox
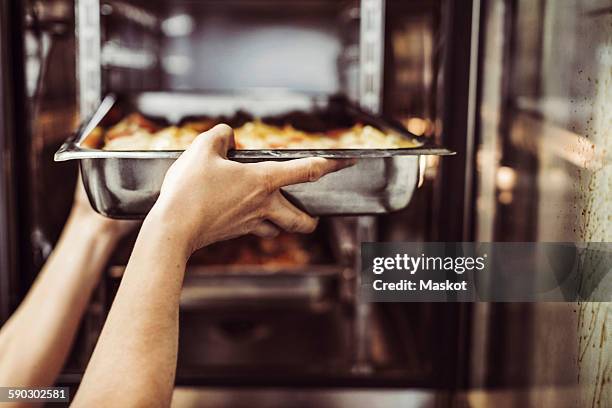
[76,0,101,118]
[388,15,435,125]
[101,42,156,69]
[353,216,376,374]
[473,0,611,404]
[463,0,481,240]
[497,191,512,205]
[359,0,385,114]
[418,155,427,187]
[171,388,436,408]
[161,55,193,76]
[474,0,506,243]
[496,166,517,191]
[510,113,609,171]
[161,14,194,37]
[24,30,52,99]
[103,1,158,30]
[424,154,440,181]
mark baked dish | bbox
[191,231,322,267]
[85,113,420,150]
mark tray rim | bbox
[55,92,456,162]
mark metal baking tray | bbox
[55,92,454,218]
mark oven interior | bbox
[24,0,467,389]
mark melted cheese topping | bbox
[101,116,420,151]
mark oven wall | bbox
[100,1,354,97]
[160,3,345,94]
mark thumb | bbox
[195,123,235,158]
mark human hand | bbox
[148,124,353,255]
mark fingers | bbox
[251,221,280,238]
[193,123,235,158]
[265,192,318,233]
[256,157,355,191]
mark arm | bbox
[73,124,352,407]
[0,184,134,392]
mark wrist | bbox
[64,213,120,248]
[142,205,193,262]
[52,211,121,283]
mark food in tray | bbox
[190,232,322,267]
[87,113,420,150]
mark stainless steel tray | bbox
[55,92,454,218]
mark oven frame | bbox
[0,0,29,324]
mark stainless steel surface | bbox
[171,388,437,408]
[55,92,453,218]
[352,217,376,374]
[470,1,612,405]
[159,2,344,94]
[76,0,101,118]
[359,0,385,114]
[75,154,421,218]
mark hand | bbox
[149,124,353,255]
[69,174,138,241]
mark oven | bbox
[1,0,608,406]
[1,0,470,390]
[75,0,470,389]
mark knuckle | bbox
[240,221,253,235]
[246,219,259,231]
[233,165,249,181]
[260,170,277,194]
[254,205,267,221]
[307,161,324,182]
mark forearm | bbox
[0,213,118,387]
[73,213,188,407]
